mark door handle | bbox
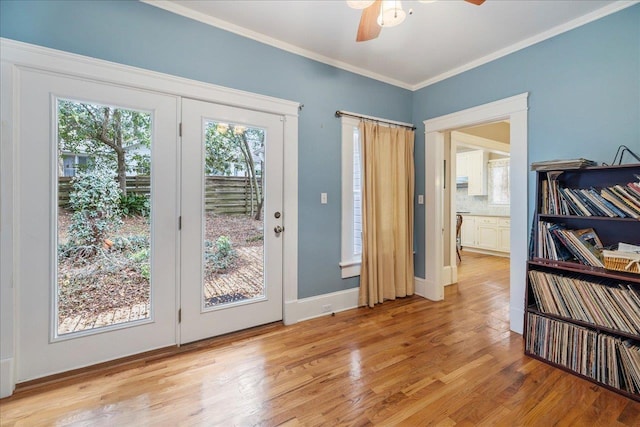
[274,225,284,234]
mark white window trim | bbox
[340,116,361,278]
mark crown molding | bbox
[145,0,637,92]
[411,0,638,91]
[141,0,413,91]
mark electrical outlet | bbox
[418,195,424,204]
[322,304,332,313]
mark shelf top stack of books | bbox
[531,158,597,171]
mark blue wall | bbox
[0,0,413,298]
[412,4,640,277]
[2,1,638,287]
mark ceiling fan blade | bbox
[465,0,486,5]
[356,0,382,42]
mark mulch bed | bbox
[206,213,263,248]
[57,210,264,330]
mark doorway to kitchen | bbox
[422,92,528,334]
[450,121,512,325]
[453,120,511,271]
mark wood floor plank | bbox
[1,251,639,425]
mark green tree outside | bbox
[58,100,151,196]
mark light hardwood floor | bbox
[1,251,639,425]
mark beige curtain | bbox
[358,121,415,308]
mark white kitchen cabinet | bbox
[476,217,498,249]
[456,152,469,178]
[497,218,510,252]
[461,215,510,254]
[467,150,488,196]
[456,150,488,196]
[460,215,476,248]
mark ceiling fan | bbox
[348,0,486,42]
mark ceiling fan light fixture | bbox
[377,0,406,27]
[347,0,375,9]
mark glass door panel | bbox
[56,99,152,336]
[202,120,265,309]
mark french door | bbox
[179,99,284,344]
[16,68,179,381]
[14,69,284,382]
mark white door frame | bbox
[0,38,299,397]
[423,93,529,334]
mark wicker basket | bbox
[602,250,640,274]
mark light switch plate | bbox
[321,192,328,204]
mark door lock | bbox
[274,225,284,234]
[274,211,281,219]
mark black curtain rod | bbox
[335,110,416,131]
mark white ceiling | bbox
[147,0,634,90]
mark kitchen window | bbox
[488,158,510,205]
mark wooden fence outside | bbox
[59,175,261,215]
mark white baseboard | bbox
[442,265,458,286]
[0,358,14,398]
[510,306,524,335]
[414,276,426,297]
[284,276,440,325]
[284,288,359,324]
[423,280,444,301]
[415,276,443,301]
[462,248,510,258]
